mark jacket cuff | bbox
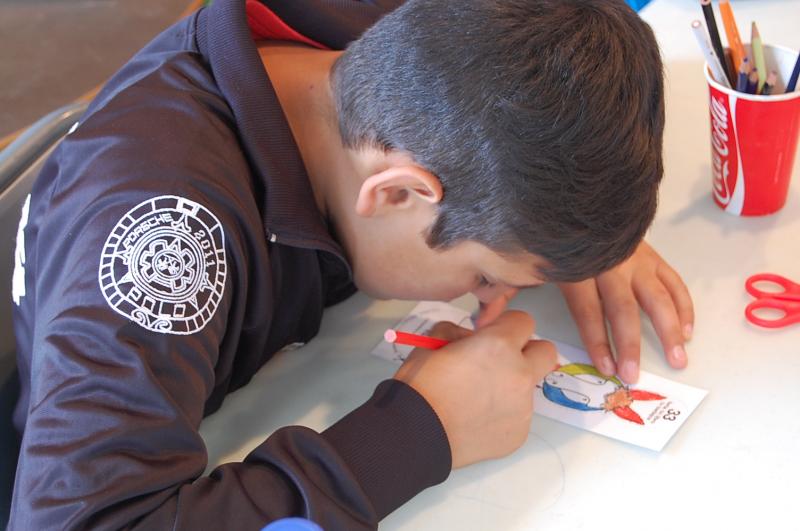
[321,379,451,520]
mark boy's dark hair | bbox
[331,0,665,281]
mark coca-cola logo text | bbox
[710,95,733,205]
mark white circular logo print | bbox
[99,195,226,335]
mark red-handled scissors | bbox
[745,273,800,328]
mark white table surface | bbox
[201,1,800,529]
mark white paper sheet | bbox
[371,301,708,451]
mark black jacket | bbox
[9,1,450,529]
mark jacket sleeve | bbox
[8,61,449,531]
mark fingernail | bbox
[620,360,639,384]
[599,356,616,376]
[683,323,693,341]
[671,345,688,367]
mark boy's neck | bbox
[257,42,348,221]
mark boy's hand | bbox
[393,311,556,469]
[558,241,694,384]
[473,289,518,328]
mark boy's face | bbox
[350,230,546,304]
[338,151,548,305]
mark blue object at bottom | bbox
[261,517,324,531]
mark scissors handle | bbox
[745,299,800,328]
[745,273,800,302]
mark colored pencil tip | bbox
[384,329,398,343]
[766,70,777,84]
[740,56,751,74]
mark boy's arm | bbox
[558,240,694,383]
[9,191,450,531]
[8,120,450,531]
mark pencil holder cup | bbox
[704,44,800,216]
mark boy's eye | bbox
[478,275,495,288]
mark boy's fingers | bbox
[426,321,474,342]
[597,273,642,384]
[478,310,536,351]
[559,281,616,377]
[522,339,558,382]
[632,276,688,369]
[475,288,519,328]
[657,263,695,341]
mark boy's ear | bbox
[355,165,443,217]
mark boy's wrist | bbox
[321,379,451,520]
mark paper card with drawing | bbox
[371,301,708,452]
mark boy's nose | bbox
[470,286,520,327]
[472,284,516,305]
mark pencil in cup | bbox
[751,22,767,92]
[788,51,800,92]
[384,329,450,350]
[762,71,777,96]
[700,0,732,85]
[718,0,746,74]
[692,19,731,89]
[745,69,759,95]
[735,57,751,93]
[724,44,800,95]
[703,43,800,216]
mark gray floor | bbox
[0,0,195,140]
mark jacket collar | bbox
[195,0,390,263]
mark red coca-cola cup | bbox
[705,44,800,216]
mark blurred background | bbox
[0,0,201,146]
[0,0,653,147]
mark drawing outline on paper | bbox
[382,305,472,362]
[370,300,707,451]
[540,363,666,425]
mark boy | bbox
[8,0,693,529]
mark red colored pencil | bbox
[384,329,449,350]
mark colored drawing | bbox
[372,301,708,451]
[540,363,665,425]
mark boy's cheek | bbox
[354,270,470,302]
